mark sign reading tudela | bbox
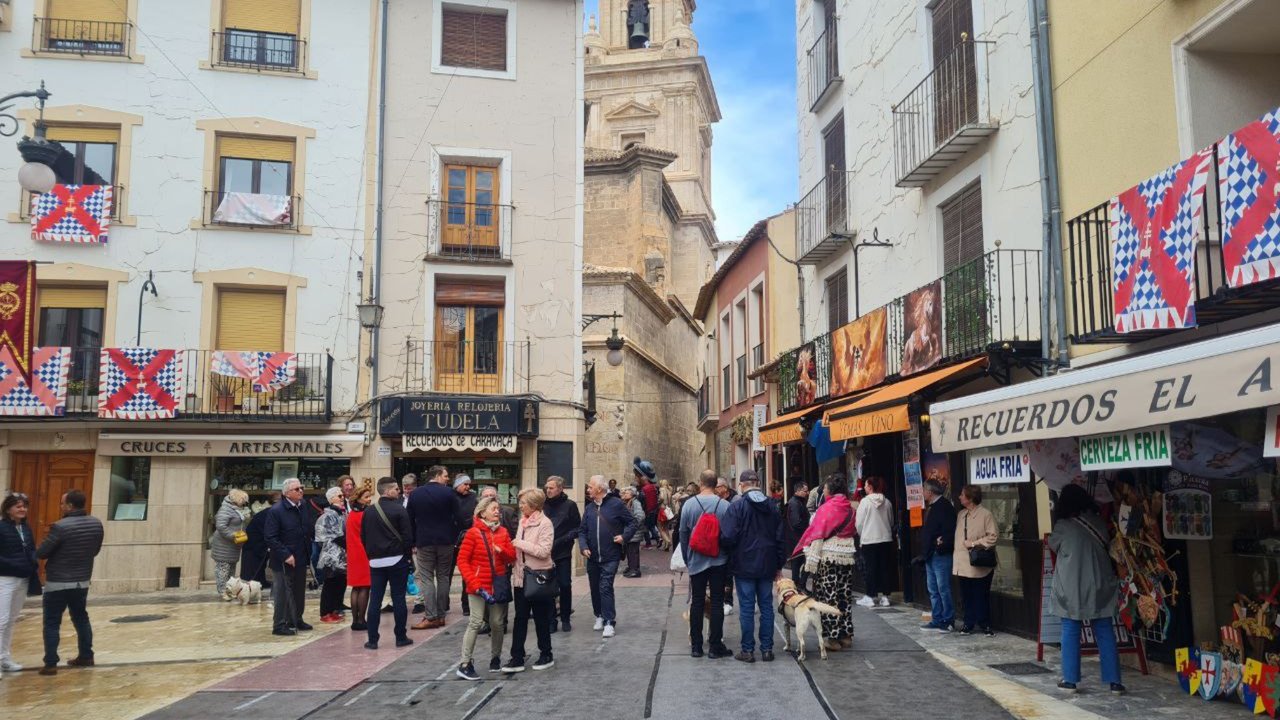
[1079,425,1171,471]
[380,396,539,438]
[968,447,1032,485]
[98,434,363,458]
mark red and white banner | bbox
[31,184,113,244]
[1218,105,1280,288]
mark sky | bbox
[585,0,799,245]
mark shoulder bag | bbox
[479,530,513,604]
[966,512,997,568]
[519,523,556,601]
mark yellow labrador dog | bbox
[775,578,843,661]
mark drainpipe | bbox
[1028,0,1068,368]
[796,263,807,342]
[371,0,389,402]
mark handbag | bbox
[966,513,997,568]
[519,524,557,601]
[479,530,512,604]
[233,530,249,545]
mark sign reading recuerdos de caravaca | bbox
[1079,425,1171,471]
[967,447,1032,484]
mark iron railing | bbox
[892,39,994,186]
[797,170,854,261]
[721,365,731,410]
[751,343,765,396]
[697,378,714,427]
[807,25,839,110]
[57,348,332,422]
[20,184,125,221]
[405,339,531,395]
[204,190,300,230]
[212,30,304,72]
[777,249,1042,414]
[35,17,131,56]
[426,199,513,261]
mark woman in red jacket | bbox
[344,487,374,632]
[455,497,516,681]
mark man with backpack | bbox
[679,469,732,659]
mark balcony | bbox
[20,184,125,221]
[405,340,530,395]
[721,365,731,410]
[34,17,132,57]
[807,25,841,111]
[777,248,1041,414]
[212,30,304,72]
[54,348,332,422]
[426,199,513,262]
[204,190,299,230]
[751,343,765,396]
[697,378,718,432]
[892,39,996,188]
[797,170,854,264]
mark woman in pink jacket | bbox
[501,487,557,673]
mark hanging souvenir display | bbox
[30,184,113,244]
[97,347,184,420]
[1110,475,1177,640]
[0,346,69,416]
[1218,105,1280,288]
[0,260,37,381]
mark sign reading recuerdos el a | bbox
[967,447,1031,484]
[1079,425,1171,471]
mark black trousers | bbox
[553,559,573,622]
[959,573,994,630]
[320,570,347,615]
[862,542,893,598]
[789,555,808,590]
[510,586,554,660]
[367,558,410,644]
[271,562,307,631]
[689,564,726,650]
[625,542,641,574]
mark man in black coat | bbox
[919,479,957,632]
[577,475,638,638]
[452,474,478,616]
[362,476,415,650]
[239,492,278,588]
[784,482,811,586]
[264,479,314,636]
[35,490,102,674]
[542,476,581,631]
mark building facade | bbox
[0,0,374,592]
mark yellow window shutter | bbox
[39,285,107,309]
[46,0,126,22]
[223,0,300,35]
[218,135,295,163]
[216,290,286,351]
[45,125,120,144]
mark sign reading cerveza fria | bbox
[1079,425,1171,472]
[385,397,539,437]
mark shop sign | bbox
[1079,425,1171,471]
[828,404,910,442]
[930,325,1280,453]
[403,434,518,453]
[967,447,1031,485]
[751,404,768,453]
[98,433,363,458]
[759,423,803,446]
[382,396,539,437]
[1264,406,1280,457]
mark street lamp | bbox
[582,312,625,367]
[356,299,384,331]
[2,82,58,193]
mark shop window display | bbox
[109,456,150,521]
[982,483,1023,598]
[208,457,352,518]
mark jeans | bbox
[272,562,307,630]
[461,594,507,664]
[958,574,993,630]
[734,576,774,653]
[510,586,554,660]
[0,576,28,663]
[414,545,455,620]
[587,558,619,624]
[1061,616,1122,685]
[367,558,410,645]
[689,564,726,650]
[42,587,92,667]
[553,559,573,622]
[924,554,954,626]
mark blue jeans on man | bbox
[1060,616,1122,685]
[587,558,619,625]
[367,558,411,646]
[924,553,954,629]
[43,588,93,667]
[734,577,774,653]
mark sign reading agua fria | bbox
[967,447,1032,485]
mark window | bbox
[210,135,295,227]
[826,269,848,332]
[216,289,286,350]
[38,0,130,56]
[620,132,645,149]
[21,125,120,220]
[217,0,301,70]
[822,113,847,233]
[441,164,499,256]
[941,181,983,271]
[941,182,987,355]
[434,278,504,394]
[39,286,105,389]
[930,0,977,142]
[435,1,514,78]
[720,312,731,410]
[109,456,149,521]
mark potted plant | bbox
[210,374,237,412]
[66,379,87,412]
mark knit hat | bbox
[633,456,656,480]
[453,473,472,488]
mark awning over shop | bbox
[759,406,814,446]
[825,357,990,442]
[928,324,1280,453]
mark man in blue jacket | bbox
[407,465,459,630]
[919,479,957,632]
[577,474,638,638]
[719,470,785,663]
[264,478,314,636]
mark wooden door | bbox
[931,0,977,144]
[822,113,846,234]
[433,307,503,394]
[11,451,95,548]
[443,165,499,252]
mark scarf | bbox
[792,493,856,554]
[484,520,501,532]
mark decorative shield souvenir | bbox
[1222,660,1245,700]
[1244,659,1266,714]
[1201,651,1223,700]
[1177,647,1202,696]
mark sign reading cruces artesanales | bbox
[1079,425,1172,471]
[379,396,540,438]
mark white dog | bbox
[775,578,844,661]
[224,577,263,605]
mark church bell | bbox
[630,21,648,45]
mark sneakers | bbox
[1057,681,1078,693]
[920,621,952,633]
[958,626,974,635]
[602,624,616,639]
[501,656,526,673]
[457,662,481,681]
[723,603,734,616]
[321,613,343,624]
[735,650,755,663]
[593,616,605,631]
[856,595,876,608]
[1,661,23,672]
[761,650,775,662]
[532,652,555,671]
[877,595,890,608]
[489,656,502,672]
[983,627,995,637]
[560,619,572,632]
[1110,683,1127,695]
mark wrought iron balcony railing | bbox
[213,30,304,72]
[777,248,1042,414]
[204,190,300,230]
[34,17,131,57]
[405,339,531,395]
[20,184,125,221]
[807,25,840,110]
[426,199,513,261]
[797,170,854,264]
[892,39,995,187]
[697,378,718,431]
[54,348,332,422]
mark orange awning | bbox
[758,406,817,446]
[825,357,989,442]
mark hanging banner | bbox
[902,280,943,376]
[793,341,818,408]
[211,351,298,392]
[0,261,36,380]
[830,307,886,397]
[1079,424,1171,472]
[1110,148,1212,333]
[968,446,1032,485]
[0,346,69,416]
[751,404,768,452]
[1218,105,1280,288]
[98,348,184,420]
[31,184,113,244]
[1163,471,1212,540]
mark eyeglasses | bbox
[5,492,29,500]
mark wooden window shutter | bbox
[45,126,120,144]
[931,0,972,60]
[223,0,300,35]
[435,278,504,307]
[942,182,983,270]
[441,6,508,72]
[218,136,295,163]
[826,270,848,332]
[39,285,107,309]
[216,290,286,351]
[47,0,126,22]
